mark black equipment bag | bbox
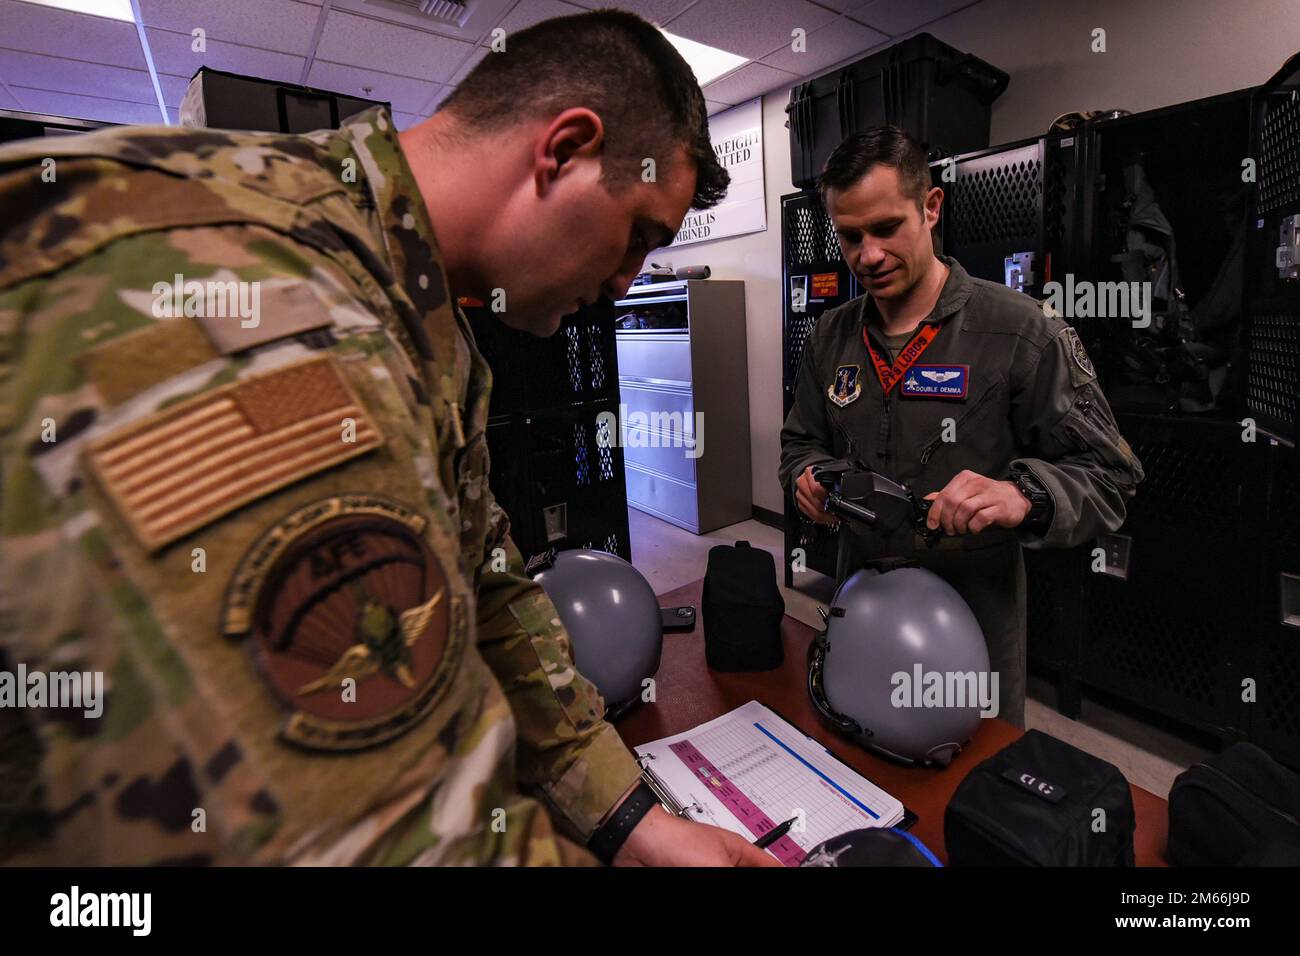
[1168,742,1300,866]
[701,541,785,671]
[944,730,1135,866]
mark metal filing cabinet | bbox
[614,280,751,533]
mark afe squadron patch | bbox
[221,494,467,752]
[828,364,863,407]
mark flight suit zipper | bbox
[918,381,1005,465]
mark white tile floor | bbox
[626,505,1211,798]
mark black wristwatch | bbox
[588,780,661,865]
[1011,470,1053,535]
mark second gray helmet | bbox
[528,548,662,720]
[809,566,992,767]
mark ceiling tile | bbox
[702,60,796,106]
[760,16,887,76]
[705,98,729,115]
[0,50,157,105]
[564,0,697,25]
[306,60,440,113]
[488,0,587,39]
[664,0,837,60]
[423,84,450,113]
[447,45,487,86]
[0,0,146,69]
[11,87,163,125]
[804,0,860,11]
[136,0,322,54]
[157,72,191,108]
[315,10,476,83]
[0,84,22,109]
[392,110,421,131]
[145,27,307,84]
[846,0,982,36]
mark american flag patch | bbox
[86,355,383,552]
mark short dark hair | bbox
[817,126,931,208]
[438,10,729,210]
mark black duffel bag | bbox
[945,730,1135,865]
[1168,741,1300,866]
[701,541,784,671]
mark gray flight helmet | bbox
[527,548,662,720]
[808,566,991,767]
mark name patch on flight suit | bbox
[899,364,969,399]
[828,364,862,407]
[221,494,467,752]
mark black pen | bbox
[754,817,798,849]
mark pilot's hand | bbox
[794,465,839,526]
[613,805,783,867]
[923,470,1031,535]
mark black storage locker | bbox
[930,131,1084,301]
[1077,89,1254,414]
[780,189,859,585]
[1076,413,1261,745]
[469,300,631,565]
[1024,545,1088,715]
[1245,52,1300,446]
[1247,442,1300,767]
[786,32,1007,190]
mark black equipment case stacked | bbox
[182,66,388,133]
[467,300,632,564]
[0,110,109,144]
[786,32,1008,189]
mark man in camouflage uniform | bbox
[0,11,771,866]
[781,128,1145,728]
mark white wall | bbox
[647,0,1300,516]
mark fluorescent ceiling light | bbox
[16,0,134,21]
[661,30,747,86]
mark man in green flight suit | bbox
[780,127,1145,728]
[0,10,773,866]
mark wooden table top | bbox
[616,577,1169,866]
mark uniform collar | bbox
[336,106,469,362]
[861,254,974,331]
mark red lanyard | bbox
[863,322,941,395]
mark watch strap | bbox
[588,780,660,865]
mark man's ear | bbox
[534,108,604,195]
[923,185,944,230]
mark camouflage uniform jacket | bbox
[0,107,641,865]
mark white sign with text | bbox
[670,98,766,248]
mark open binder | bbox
[634,700,913,866]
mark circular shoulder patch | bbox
[1065,327,1094,377]
[221,494,466,752]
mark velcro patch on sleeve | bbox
[85,355,382,551]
